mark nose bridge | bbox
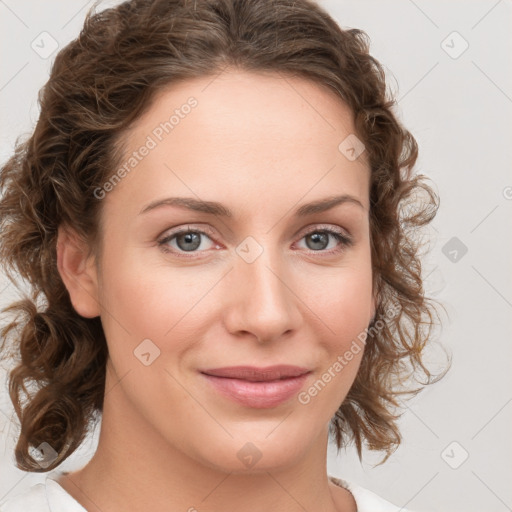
[227,234,300,341]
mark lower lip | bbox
[201,373,310,408]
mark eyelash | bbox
[157,224,353,259]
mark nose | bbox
[222,243,303,344]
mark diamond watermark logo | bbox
[338,134,366,161]
[237,442,262,468]
[134,338,161,366]
[441,441,469,469]
[442,236,468,263]
[236,236,264,263]
[30,442,58,468]
[31,31,59,59]
[441,31,469,59]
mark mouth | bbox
[199,365,312,408]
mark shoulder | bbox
[329,475,414,512]
[0,473,86,512]
[0,482,49,512]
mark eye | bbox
[157,226,217,256]
[157,224,353,258]
[295,225,353,256]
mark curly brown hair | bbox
[0,0,447,473]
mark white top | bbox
[0,473,412,512]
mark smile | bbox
[200,365,312,408]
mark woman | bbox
[0,0,446,510]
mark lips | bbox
[200,365,312,408]
[201,365,311,381]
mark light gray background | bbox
[1,1,511,511]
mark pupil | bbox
[178,232,201,251]
[308,232,327,250]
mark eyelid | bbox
[295,222,351,239]
[158,222,351,241]
[157,223,353,257]
[293,223,354,253]
[156,224,218,255]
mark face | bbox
[62,69,375,473]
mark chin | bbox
[188,430,311,474]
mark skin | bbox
[56,69,375,512]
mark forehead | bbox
[129,69,360,149]
[105,69,370,220]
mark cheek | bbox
[98,248,199,331]
[97,249,218,373]
[296,273,370,416]
[303,260,374,342]
[299,260,372,400]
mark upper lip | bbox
[200,365,311,381]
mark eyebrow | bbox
[139,194,365,217]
